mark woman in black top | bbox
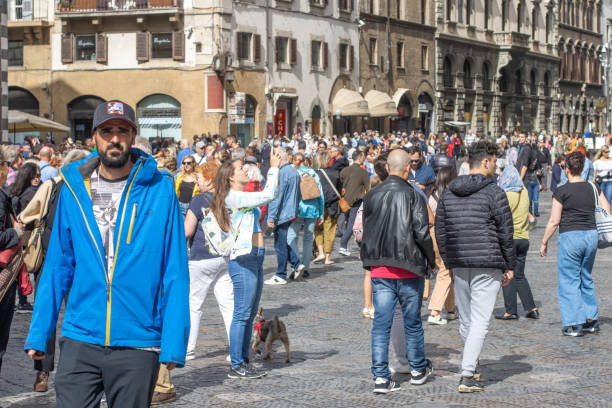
[540,151,611,337]
[313,151,342,265]
[175,156,199,217]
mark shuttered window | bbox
[349,44,354,71]
[172,31,185,61]
[96,33,108,64]
[290,38,297,65]
[136,32,149,62]
[253,34,261,63]
[322,42,328,69]
[61,34,73,64]
[275,36,288,64]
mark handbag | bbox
[201,204,246,257]
[589,182,612,248]
[320,169,351,213]
[0,242,25,302]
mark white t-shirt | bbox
[594,159,612,178]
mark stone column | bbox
[536,82,546,131]
[473,74,484,136]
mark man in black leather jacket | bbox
[435,140,516,393]
[360,149,436,394]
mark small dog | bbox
[250,307,291,363]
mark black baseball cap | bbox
[92,100,137,133]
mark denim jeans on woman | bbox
[557,230,599,327]
[228,246,266,369]
[288,217,316,271]
[526,180,540,214]
[601,181,612,207]
[371,277,426,379]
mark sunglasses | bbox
[410,159,421,164]
[183,161,195,165]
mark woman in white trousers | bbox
[184,161,234,359]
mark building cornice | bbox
[436,33,559,61]
[360,12,436,32]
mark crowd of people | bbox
[0,98,610,406]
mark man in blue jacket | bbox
[24,100,190,407]
[265,147,303,285]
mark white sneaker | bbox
[293,264,306,280]
[389,360,412,374]
[428,315,448,325]
[338,248,350,256]
[186,351,195,361]
[264,276,287,285]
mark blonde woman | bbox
[175,156,199,217]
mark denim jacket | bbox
[297,166,324,219]
[267,163,301,225]
[225,168,279,259]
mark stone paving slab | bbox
[2,191,612,407]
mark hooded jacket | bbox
[435,174,516,271]
[360,175,435,276]
[25,150,190,366]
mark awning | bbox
[392,88,411,107]
[444,121,471,128]
[331,89,369,117]
[138,117,182,127]
[8,110,70,133]
[364,90,397,117]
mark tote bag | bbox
[589,182,612,248]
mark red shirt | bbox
[370,266,418,279]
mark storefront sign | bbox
[418,103,431,113]
[228,92,247,124]
[275,109,286,136]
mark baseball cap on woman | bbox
[92,100,137,133]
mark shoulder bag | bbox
[320,169,350,213]
[298,169,321,201]
[589,182,612,248]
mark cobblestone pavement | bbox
[2,191,612,407]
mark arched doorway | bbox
[392,93,413,132]
[311,105,321,136]
[68,95,105,141]
[9,87,40,144]
[137,94,182,141]
[229,94,257,146]
[418,93,434,132]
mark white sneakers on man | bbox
[264,276,287,285]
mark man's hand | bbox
[165,362,177,371]
[316,218,324,226]
[27,349,45,360]
[501,270,514,287]
[539,242,548,257]
[267,220,275,229]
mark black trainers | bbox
[373,377,400,394]
[410,359,433,385]
[16,303,34,313]
[562,325,584,337]
[583,320,600,333]
[228,363,266,379]
[245,363,267,378]
[458,375,484,393]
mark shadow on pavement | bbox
[480,354,532,384]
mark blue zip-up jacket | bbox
[267,163,301,225]
[24,150,190,367]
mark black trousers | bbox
[55,337,160,408]
[33,270,56,373]
[502,239,537,314]
[0,282,17,373]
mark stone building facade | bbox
[434,0,560,139]
[1,2,7,143]
[557,0,605,134]
[359,0,436,134]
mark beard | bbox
[99,143,131,168]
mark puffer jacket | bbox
[360,175,435,276]
[435,174,516,271]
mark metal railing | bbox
[56,0,181,12]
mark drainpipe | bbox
[386,0,391,94]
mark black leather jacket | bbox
[360,175,435,276]
[430,153,456,174]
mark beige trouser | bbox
[154,364,175,394]
[314,209,338,254]
[428,228,455,313]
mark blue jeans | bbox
[287,218,316,271]
[274,221,300,280]
[526,180,540,214]
[557,230,598,327]
[371,277,426,379]
[601,181,612,206]
[179,202,190,218]
[228,246,265,368]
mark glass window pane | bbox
[152,33,173,59]
[76,35,96,61]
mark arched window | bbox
[463,60,472,89]
[458,0,463,22]
[560,0,565,23]
[532,7,537,39]
[499,68,508,92]
[515,70,522,94]
[569,2,574,25]
[482,62,490,90]
[443,57,454,87]
[502,0,507,30]
[421,0,427,23]
[544,72,550,96]
[137,94,182,141]
[530,69,537,95]
[68,95,106,141]
[8,87,39,114]
[484,0,490,29]
[597,7,601,33]
[546,11,551,43]
[446,0,452,20]
[517,2,522,32]
[465,0,471,25]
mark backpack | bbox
[298,169,321,201]
[23,178,58,273]
[352,203,364,243]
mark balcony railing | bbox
[494,32,530,49]
[56,0,181,12]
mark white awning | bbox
[331,89,369,117]
[444,121,471,127]
[138,117,182,127]
[392,88,411,107]
[364,90,397,117]
[8,110,70,133]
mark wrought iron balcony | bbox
[56,0,182,13]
